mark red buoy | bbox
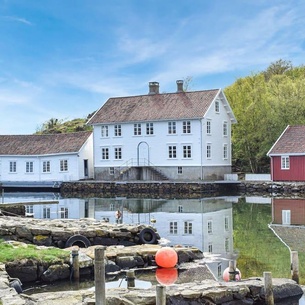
[155,247,178,268]
[156,268,178,286]
[223,267,241,282]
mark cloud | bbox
[1,15,33,26]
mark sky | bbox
[1,0,305,135]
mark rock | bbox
[41,263,70,282]
[5,259,38,282]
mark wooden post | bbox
[95,246,106,305]
[291,251,299,284]
[229,260,236,281]
[156,285,166,305]
[72,247,79,280]
[264,272,274,305]
[126,270,135,288]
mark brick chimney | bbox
[176,80,184,92]
[148,82,159,94]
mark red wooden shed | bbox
[267,125,305,181]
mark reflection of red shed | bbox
[267,125,305,181]
[272,198,305,225]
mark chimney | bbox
[148,82,159,95]
[176,80,184,92]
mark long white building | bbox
[88,80,237,181]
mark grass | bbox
[0,240,70,264]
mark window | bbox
[114,147,122,160]
[146,123,154,135]
[281,156,290,169]
[207,220,213,234]
[42,161,51,173]
[184,221,193,234]
[217,263,222,278]
[225,216,229,231]
[178,166,183,174]
[25,205,33,214]
[168,145,177,159]
[109,167,114,175]
[207,144,211,159]
[183,121,191,134]
[215,100,220,113]
[60,207,69,219]
[102,148,109,160]
[168,122,176,134]
[282,210,291,225]
[101,125,108,137]
[178,205,183,213]
[114,124,122,136]
[9,161,16,173]
[223,144,228,159]
[183,145,192,158]
[26,161,33,173]
[208,242,213,253]
[170,221,178,234]
[60,160,68,172]
[43,207,51,219]
[223,121,228,136]
[207,120,211,135]
[225,238,230,252]
[134,123,141,135]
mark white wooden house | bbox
[88,81,237,181]
[0,131,93,185]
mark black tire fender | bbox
[65,234,91,248]
[9,279,23,294]
[139,228,157,244]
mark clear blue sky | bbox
[1,0,305,134]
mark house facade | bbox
[0,131,94,183]
[88,81,237,181]
[267,125,305,181]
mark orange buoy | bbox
[223,267,241,282]
[156,268,178,286]
[155,247,178,268]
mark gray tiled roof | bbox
[0,131,92,155]
[88,89,220,124]
[268,125,305,155]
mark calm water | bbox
[2,192,305,303]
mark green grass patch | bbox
[0,241,70,264]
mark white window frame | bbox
[146,122,154,135]
[114,124,122,137]
[182,121,191,134]
[42,161,51,173]
[178,166,183,174]
[60,159,68,172]
[9,161,17,173]
[168,145,177,159]
[207,144,212,159]
[223,121,228,136]
[207,220,213,234]
[207,120,211,135]
[109,167,114,175]
[101,125,109,137]
[183,145,192,159]
[26,161,34,173]
[281,156,290,169]
[102,147,109,160]
[43,207,51,219]
[168,121,176,134]
[134,123,141,136]
[60,207,69,219]
[225,216,229,231]
[225,237,230,252]
[184,221,193,234]
[223,144,228,160]
[208,242,213,253]
[114,147,122,160]
[282,210,291,225]
[169,221,178,234]
[215,100,220,113]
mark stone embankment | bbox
[0,216,160,248]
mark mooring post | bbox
[72,247,79,280]
[95,246,106,305]
[291,251,299,284]
[229,260,236,281]
[126,270,135,288]
[264,271,274,305]
[156,285,166,305]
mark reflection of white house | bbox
[87,81,237,181]
[0,131,93,184]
